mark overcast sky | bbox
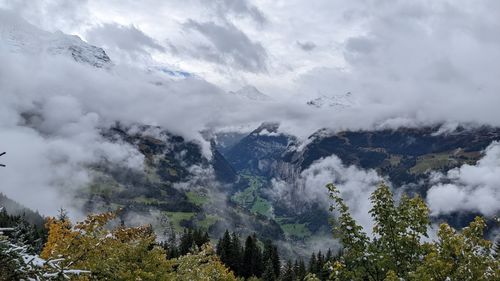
[2,0,499,99]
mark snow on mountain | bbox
[0,9,111,68]
[229,85,271,101]
[306,92,356,109]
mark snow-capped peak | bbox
[306,92,356,109]
[229,85,271,101]
[0,9,111,68]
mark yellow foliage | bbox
[41,211,171,280]
[41,211,238,280]
[165,244,237,281]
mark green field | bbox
[231,175,273,218]
[251,197,273,217]
[195,214,220,230]
[410,150,481,174]
[186,191,209,206]
[280,223,311,239]
[164,211,196,231]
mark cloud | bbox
[267,155,383,233]
[2,1,500,221]
[296,41,317,52]
[426,142,500,217]
[0,0,90,33]
[209,0,267,25]
[182,20,267,72]
[86,23,165,58]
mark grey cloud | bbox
[296,41,317,51]
[86,23,165,55]
[211,0,267,25]
[183,20,267,72]
[345,37,376,54]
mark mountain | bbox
[0,193,45,227]
[81,124,284,241]
[223,123,295,177]
[3,9,498,259]
[306,92,356,109]
[229,85,271,101]
[282,126,500,185]
[217,124,500,239]
[0,9,111,68]
[0,11,284,243]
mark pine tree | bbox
[281,259,295,281]
[179,228,194,255]
[326,249,332,262]
[263,240,280,278]
[243,234,263,278]
[316,250,324,277]
[308,252,317,275]
[0,235,27,281]
[166,229,180,259]
[193,228,210,248]
[230,232,243,276]
[217,230,232,267]
[296,259,307,280]
[262,259,276,281]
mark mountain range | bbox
[1,10,499,258]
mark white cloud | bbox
[268,155,383,233]
[427,142,500,217]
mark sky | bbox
[0,0,500,222]
[2,0,500,102]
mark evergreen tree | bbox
[193,228,210,248]
[167,229,180,259]
[243,233,263,278]
[316,250,324,277]
[263,240,280,278]
[179,228,194,255]
[308,252,317,275]
[0,235,26,281]
[262,259,277,281]
[296,259,307,280]
[230,232,243,276]
[217,230,233,270]
[325,249,332,262]
[281,259,295,281]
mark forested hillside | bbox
[2,184,499,280]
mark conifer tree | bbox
[179,228,194,255]
[243,233,263,278]
[281,259,295,281]
[296,259,307,280]
[262,259,277,281]
[0,235,26,281]
[217,230,233,270]
[230,232,243,276]
[308,252,317,275]
[263,240,280,278]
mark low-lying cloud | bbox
[427,142,500,217]
[268,155,383,233]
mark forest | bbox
[1,183,499,280]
